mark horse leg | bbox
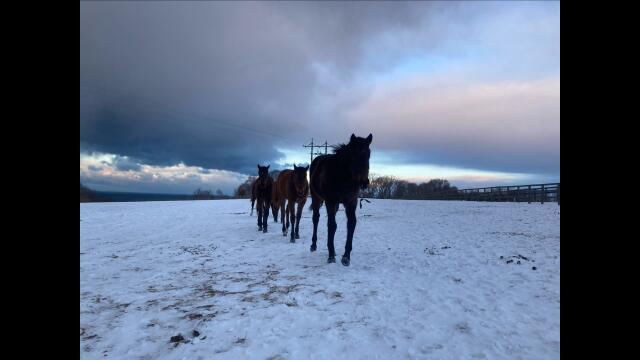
[342,200,357,266]
[257,199,263,231]
[272,203,278,223]
[289,201,296,243]
[280,199,286,224]
[326,202,338,263]
[310,196,321,252]
[281,200,287,236]
[251,199,254,216]
[262,200,269,233]
[295,199,305,239]
[286,202,291,235]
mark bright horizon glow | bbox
[81,149,558,194]
[275,147,556,190]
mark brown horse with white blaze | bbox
[277,165,309,242]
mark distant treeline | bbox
[232,173,458,200]
[80,183,232,203]
[81,174,460,203]
[360,176,458,199]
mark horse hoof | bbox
[290,238,295,243]
[341,256,350,266]
[310,244,317,252]
[327,256,336,263]
[263,228,268,233]
[295,234,300,239]
[258,226,263,231]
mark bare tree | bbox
[234,176,257,199]
[193,188,214,200]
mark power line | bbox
[303,138,333,165]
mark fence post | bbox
[541,184,545,204]
[517,186,522,202]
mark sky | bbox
[80,1,560,194]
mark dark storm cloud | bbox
[81,1,559,179]
[80,1,434,174]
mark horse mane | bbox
[331,143,349,156]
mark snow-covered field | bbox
[80,199,560,360]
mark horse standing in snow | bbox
[255,165,273,233]
[309,133,372,266]
[277,165,309,242]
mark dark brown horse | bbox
[277,165,309,242]
[309,133,372,266]
[255,165,273,233]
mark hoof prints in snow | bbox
[81,199,560,359]
[424,245,452,256]
[501,254,535,265]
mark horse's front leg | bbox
[272,204,278,223]
[294,199,305,239]
[257,199,263,231]
[262,201,269,233]
[289,201,296,243]
[325,202,338,263]
[310,196,320,252]
[342,201,357,266]
[281,200,287,236]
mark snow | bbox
[80,199,560,359]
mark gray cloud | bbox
[80,2,453,172]
[111,155,142,172]
[81,1,559,182]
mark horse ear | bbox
[266,165,270,170]
[350,133,356,142]
[257,164,260,170]
[366,133,372,144]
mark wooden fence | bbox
[423,183,560,204]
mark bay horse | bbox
[255,165,273,233]
[276,165,309,242]
[309,133,372,266]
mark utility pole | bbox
[303,139,329,165]
[303,138,314,165]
